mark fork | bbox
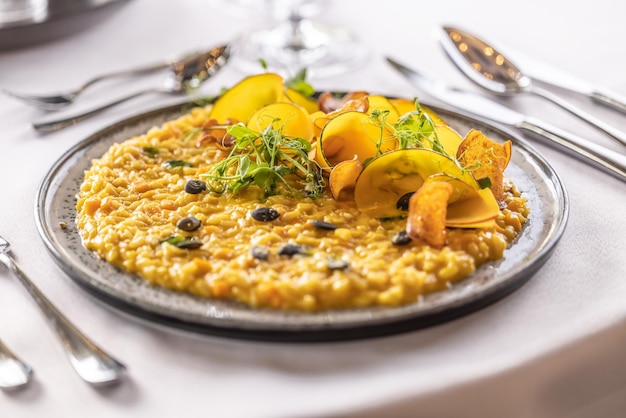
[2,59,170,111]
[0,339,33,390]
[0,234,126,386]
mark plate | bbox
[35,101,568,342]
[0,0,130,50]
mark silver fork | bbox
[0,339,33,390]
[2,58,172,111]
[0,234,126,386]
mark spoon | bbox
[0,339,33,390]
[0,234,126,386]
[32,45,230,133]
[440,26,626,149]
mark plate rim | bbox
[34,99,569,342]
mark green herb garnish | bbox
[285,68,315,98]
[368,98,450,157]
[162,159,193,168]
[202,122,324,198]
[477,177,493,189]
[143,146,159,157]
[159,235,202,249]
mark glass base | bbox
[232,20,368,79]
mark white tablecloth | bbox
[1,1,625,417]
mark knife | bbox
[386,57,626,183]
[440,26,626,115]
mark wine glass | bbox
[229,0,368,78]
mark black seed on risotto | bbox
[396,192,415,211]
[311,220,338,230]
[327,258,349,270]
[250,245,270,260]
[176,216,201,231]
[278,243,303,256]
[176,239,203,250]
[391,230,412,246]
[250,207,280,222]
[184,179,207,194]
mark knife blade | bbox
[439,26,626,115]
[385,57,626,183]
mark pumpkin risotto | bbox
[76,74,529,311]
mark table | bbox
[1,0,625,416]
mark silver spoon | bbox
[0,339,33,390]
[32,45,229,133]
[0,234,126,386]
[440,26,626,150]
[3,59,170,111]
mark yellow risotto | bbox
[76,105,529,311]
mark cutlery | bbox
[498,47,626,115]
[439,26,626,149]
[32,45,230,133]
[386,57,626,183]
[0,339,33,390]
[0,234,126,386]
[3,50,202,111]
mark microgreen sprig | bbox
[202,122,324,198]
[368,98,451,158]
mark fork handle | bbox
[0,253,126,385]
[78,61,170,92]
[31,87,161,133]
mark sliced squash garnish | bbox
[457,129,512,202]
[247,102,314,142]
[316,111,396,169]
[367,95,401,124]
[353,149,476,218]
[389,98,447,125]
[422,174,500,228]
[435,125,464,156]
[406,181,454,248]
[329,157,363,201]
[210,73,285,124]
[311,96,370,139]
[284,88,319,114]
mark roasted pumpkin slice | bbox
[210,73,285,124]
[406,181,454,248]
[434,125,464,156]
[329,157,363,200]
[367,95,401,124]
[422,174,500,228]
[247,102,314,142]
[284,88,319,114]
[353,149,476,218]
[389,98,447,125]
[316,111,396,169]
[457,129,512,202]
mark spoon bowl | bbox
[32,45,230,133]
[0,339,33,390]
[440,26,626,149]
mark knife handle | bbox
[530,85,626,150]
[590,87,626,114]
[518,117,626,182]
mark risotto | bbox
[76,101,529,312]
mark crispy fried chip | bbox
[457,129,512,202]
[406,181,454,248]
[329,157,363,200]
